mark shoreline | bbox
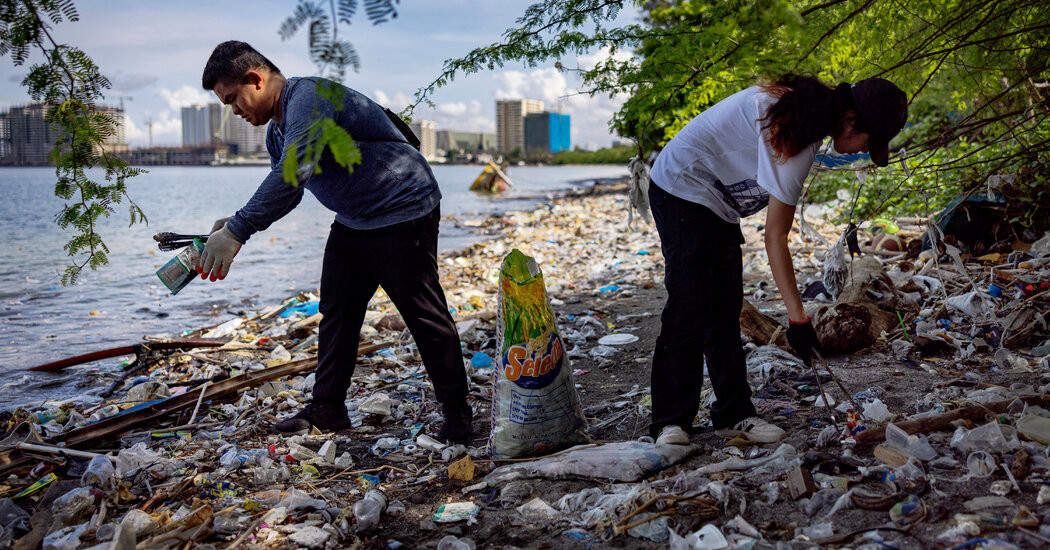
[4,175,632,411]
[4,176,1050,548]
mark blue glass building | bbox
[524,112,571,153]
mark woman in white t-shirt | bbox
[648,75,907,445]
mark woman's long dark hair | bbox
[759,74,861,161]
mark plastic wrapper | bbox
[437,535,477,550]
[433,501,480,523]
[670,523,728,549]
[484,441,695,484]
[0,498,30,532]
[41,522,87,550]
[489,249,587,458]
[249,488,326,511]
[690,443,799,477]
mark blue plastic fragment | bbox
[279,300,318,317]
[470,352,493,368]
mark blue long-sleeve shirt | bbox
[224,77,441,243]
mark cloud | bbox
[575,45,634,72]
[124,110,181,147]
[371,89,413,112]
[157,85,214,111]
[109,72,159,92]
[490,55,629,149]
[424,99,491,133]
[7,73,23,83]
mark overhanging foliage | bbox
[418,0,1049,230]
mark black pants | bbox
[312,206,468,408]
[648,183,756,437]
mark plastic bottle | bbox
[88,405,122,423]
[51,487,97,525]
[353,488,388,532]
[155,239,205,295]
[220,447,270,471]
[80,455,115,486]
[30,408,67,425]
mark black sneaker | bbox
[274,401,351,435]
[435,401,473,445]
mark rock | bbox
[119,509,159,538]
[375,315,407,332]
[318,440,337,463]
[813,256,904,355]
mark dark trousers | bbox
[312,206,468,407]
[648,183,756,437]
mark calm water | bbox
[0,164,626,409]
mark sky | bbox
[0,1,639,151]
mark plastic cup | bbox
[966,451,997,477]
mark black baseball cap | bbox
[851,78,908,166]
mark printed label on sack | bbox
[502,331,564,389]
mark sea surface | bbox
[0,163,627,409]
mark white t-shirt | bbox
[650,86,821,223]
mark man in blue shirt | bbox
[198,41,472,444]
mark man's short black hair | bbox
[202,41,281,90]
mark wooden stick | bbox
[813,351,863,413]
[14,442,105,459]
[226,516,264,550]
[855,394,1050,444]
[189,381,209,426]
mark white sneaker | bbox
[656,425,690,445]
[715,417,786,443]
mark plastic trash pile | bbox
[1,181,1049,548]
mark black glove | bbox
[787,318,822,367]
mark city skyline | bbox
[0,1,638,151]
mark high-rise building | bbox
[0,103,126,166]
[495,99,544,154]
[435,131,497,154]
[182,103,267,155]
[181,105,210,147]
[409,119,437,160]
[524,112,571,154]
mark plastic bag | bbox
[41,522,87,550]
[690,443,799,477]
[248,488,326,511]
[489,249,587,458]
[484,441,695,484]
[114,442,161,477]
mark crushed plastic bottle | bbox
[51,487,97,526]
[353,488,388,532]
[219,447,270,471]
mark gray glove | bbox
[199,222,242,281]
[210,217,231,234]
